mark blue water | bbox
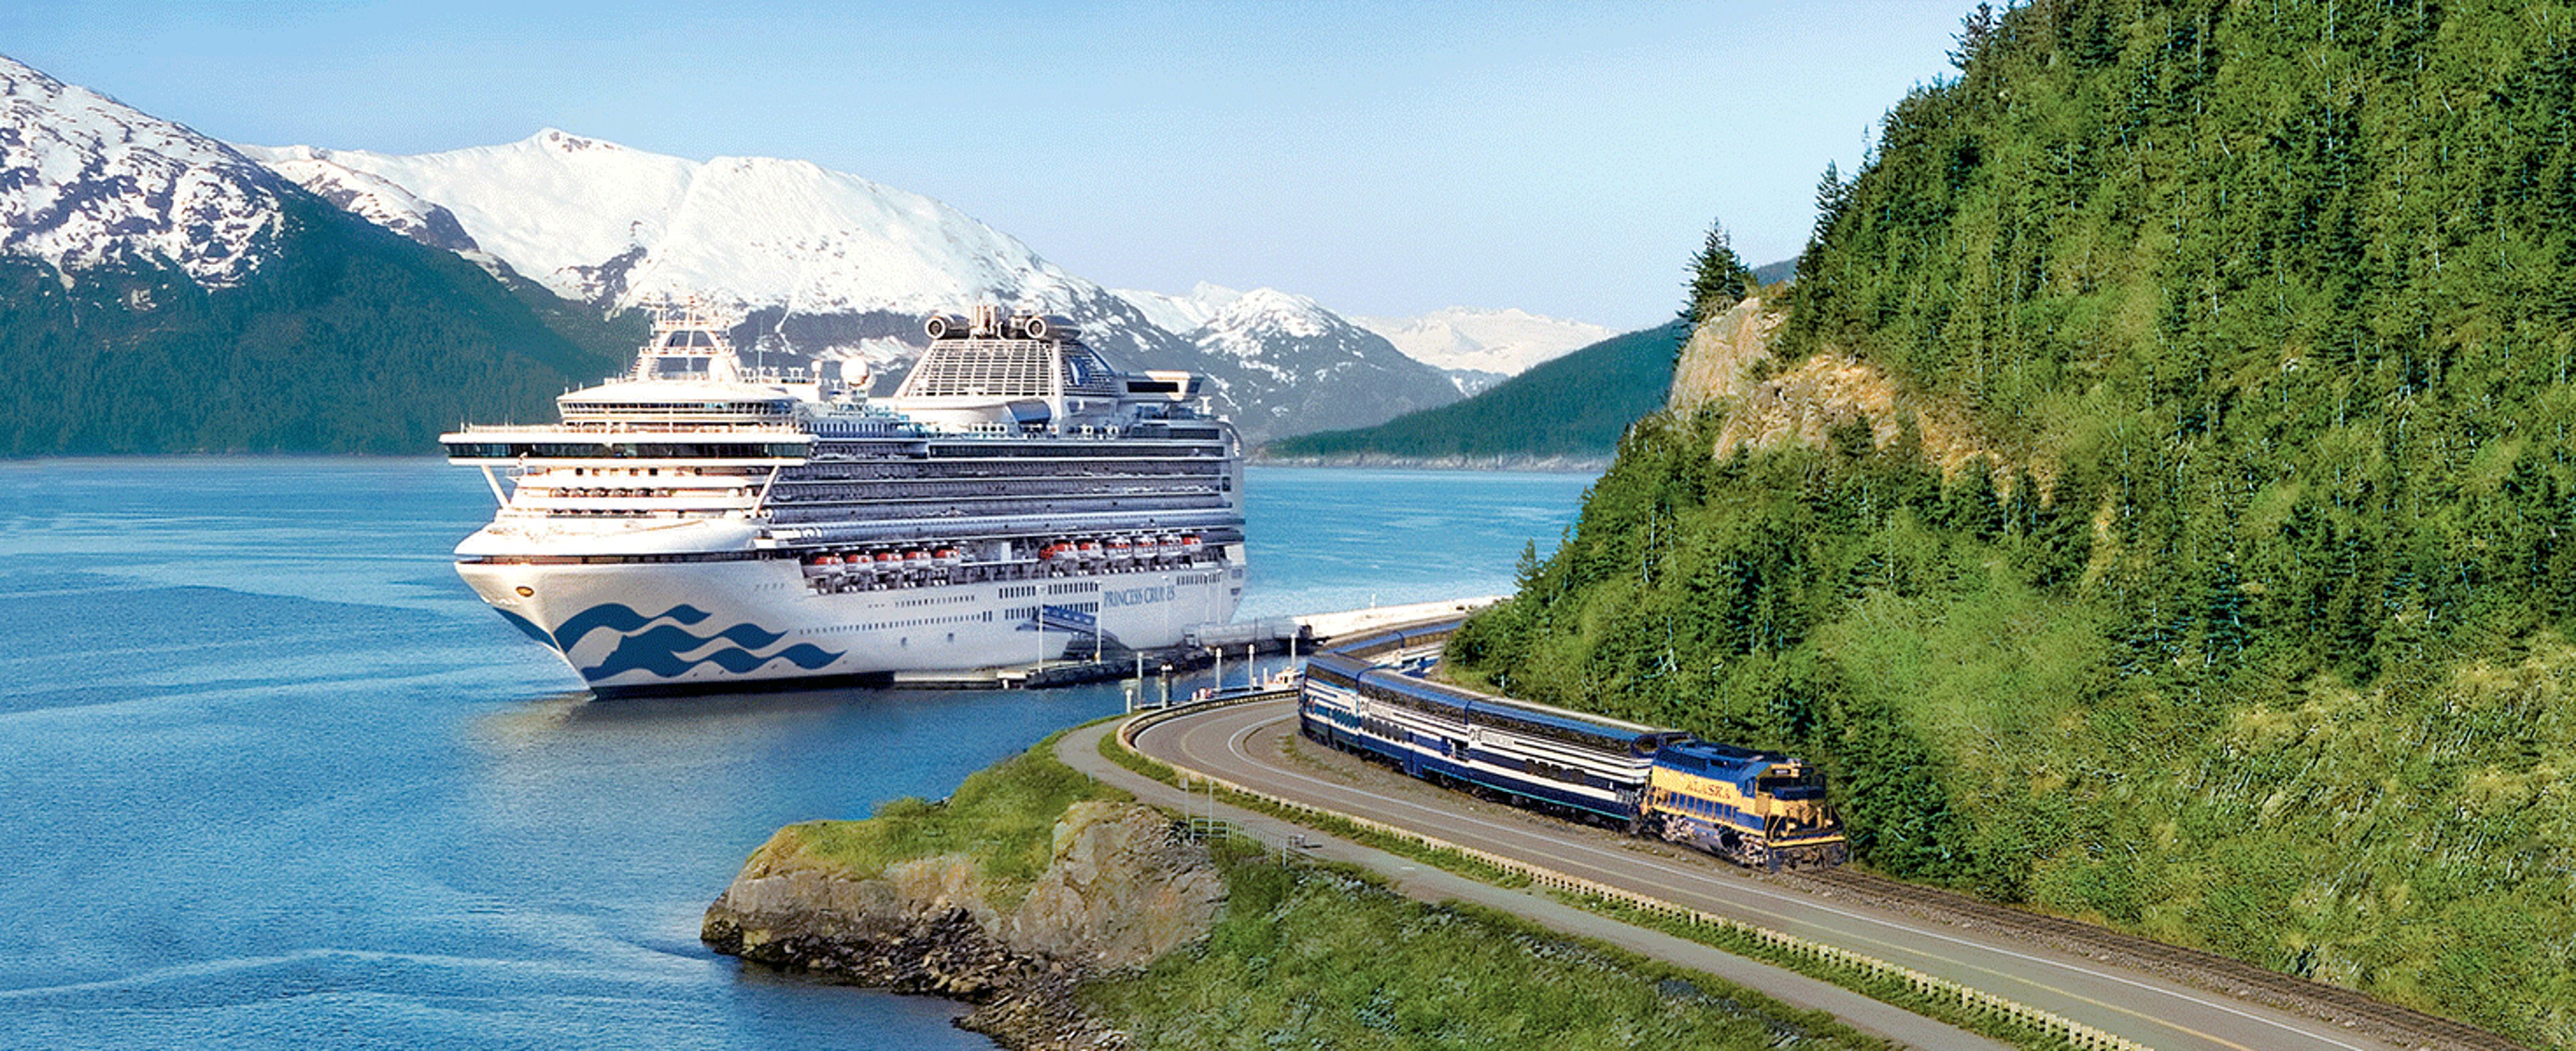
[0,459,1590,1050]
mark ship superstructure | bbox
[442,302,1244,695]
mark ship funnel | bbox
[970,304,1006,337]
[924,314,971,340]
[1017,314,1079,341]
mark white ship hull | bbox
[443,302,1248,696]
[459,557,1245,695]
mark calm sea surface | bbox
[0,459,1590,1050]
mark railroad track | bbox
[1794,868,2530,1051]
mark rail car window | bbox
[1356,678,1470,718]
[1472,707,1629,755]
[1307,663,1360,689]
[1526,759,1589,785]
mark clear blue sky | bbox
[5,1,1970,329]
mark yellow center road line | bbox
[1150,706,2380,1051]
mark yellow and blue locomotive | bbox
[1298,620,1847,871]
[1642,740,1847,869]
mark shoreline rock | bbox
[701,801,1224,1050]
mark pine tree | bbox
[1682,219,1752,327]
[1948,3,1998,70]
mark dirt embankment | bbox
[702,801,1224,1050]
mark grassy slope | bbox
[749,735,1887,1051]
[751,744,1126,909]
[1090,851,1884,1051]
[1452,1,2576,1044]
[0,191,628,455]
[1265,321,1688,460]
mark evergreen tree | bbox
[1682,219,1752,327]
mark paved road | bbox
[1111,699,2412,1051]
[1055,719,2011,1051]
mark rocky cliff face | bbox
[702,801,1223,1050]
[1669,296,2008,483]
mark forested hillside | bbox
[1263,321,1687,461]
[1451,1,2576,1043]
[0,193,630,455]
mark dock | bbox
[885,595,1505,690]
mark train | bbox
[1297,620,1848,871]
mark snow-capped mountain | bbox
[0,55,287,287]
[0,52,641,455]
[1112,281,1245,336]
[248,146,477,253]
[240,130,1472,441]
[1352,307,1613,392]
[1171,288,1461,435]
[238,131,1182,372]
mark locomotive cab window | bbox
[1757,773,1827,799]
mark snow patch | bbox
[0,53,284,286]
[1351,306,1613,378]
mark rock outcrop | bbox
[1666,295,1788,415]
[702,801,1224,1050]
[1668,296,2021,488]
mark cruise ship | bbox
[441,303,1245,696]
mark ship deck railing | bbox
[449,421,810,436]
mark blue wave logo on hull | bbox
[522,602,844,682]
[551,602,712,652]
[580,632,843,680]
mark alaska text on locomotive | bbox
[441,302,1247,696]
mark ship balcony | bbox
[500,419,803,435]
[515,490,761,513]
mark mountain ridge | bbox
[1264,320,1688,463]
[245,131,1475,441]
[0,52,627,455]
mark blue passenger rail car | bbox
[1298,621,1847,871]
